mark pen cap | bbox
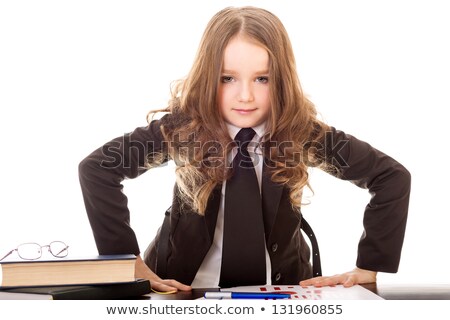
[204,292,232,299]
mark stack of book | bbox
[0,254,151,299]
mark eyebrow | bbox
[221,69,269,75]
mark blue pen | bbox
[204,292,290,299]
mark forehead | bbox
[222,35,269,71]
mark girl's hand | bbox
[134,255,192,293]
[299,267,377,288]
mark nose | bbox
[238,82,254,102]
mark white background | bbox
[1,0,449,285]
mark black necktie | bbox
[219,128,266,288]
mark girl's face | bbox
[217,35,271,129]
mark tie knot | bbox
[234,128,256,146]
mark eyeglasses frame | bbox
[0,241,69,262]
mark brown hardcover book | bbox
[0,254,136,287]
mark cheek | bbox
[257,87,271,107]
[217,87,233,108]
[216,91,229,117]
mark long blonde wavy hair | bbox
[148,6,330,215]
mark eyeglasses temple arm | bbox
[0,249,15,262]
[55,245,69,256]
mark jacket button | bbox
[271,243,278,252]
[275,273,281,282]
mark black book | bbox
[0,279,151,300]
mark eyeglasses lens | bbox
[49,241,69,258]
[17,243,42,260]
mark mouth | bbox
[232,108,257,115]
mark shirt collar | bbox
[225,122,267,140]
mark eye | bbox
[221,76,234,83]
[256,76,269,84]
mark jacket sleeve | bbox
[323,127,411,272]
[78,119,167,255]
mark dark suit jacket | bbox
[78,116,411,285]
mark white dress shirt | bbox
[191,122,272,288]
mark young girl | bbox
[79,6,410,292]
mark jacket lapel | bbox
[261,164,284,240]
[203,184,222,243]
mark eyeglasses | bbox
[0,241,69,262]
